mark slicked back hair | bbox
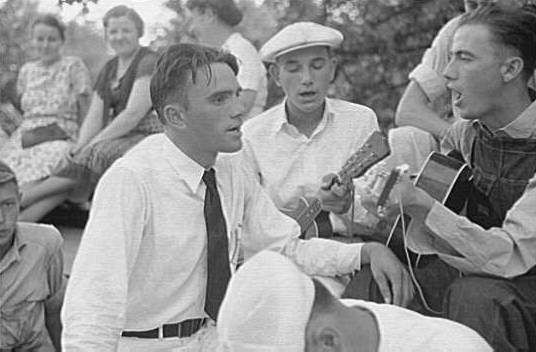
[459,3,536,81]
[150,43,239,124]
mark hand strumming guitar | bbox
[316,173,354,214]
[360,170,435,222]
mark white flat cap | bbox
[260,21,343,62]
[217,250,315,352]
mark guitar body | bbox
[284,196,333,239]
[387,152,472,266]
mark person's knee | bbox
[445,276,511,316]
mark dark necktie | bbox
[202,168,231,320]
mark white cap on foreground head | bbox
[217,250,314,352]
[260,21,344,62]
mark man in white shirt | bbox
[218,250,491,352]
[61,43,413,352]
[242,22,381,241]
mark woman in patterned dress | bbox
[0,14,92,187]
[19,6,162,221]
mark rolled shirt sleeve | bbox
[409,16,461,103]
[46,234,65,301]
[423,174,536,278]
[239,163,363,277]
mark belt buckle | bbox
[177,322,183,338]
[158,325,164,340]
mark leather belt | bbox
[121,318,208,339]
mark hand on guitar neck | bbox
[281,131,391,239]
[282,174,353,240]
[317,173,354,215]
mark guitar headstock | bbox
[339,131,390,185]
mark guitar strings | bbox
[399,201,445,316]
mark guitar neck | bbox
[294,157,377,228]
[292,131,390,235]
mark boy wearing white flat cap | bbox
[240,22,409,300]
[218,250,492,352]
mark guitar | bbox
[284,131,391,239]
[377,152,472,266]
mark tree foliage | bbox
[261,0,463,128]
[0,0,39,105]
[62,20,109,81]
[161,0,463,128]
[0,0,38,75]
[0,0,109,86]
[1,0,466,128]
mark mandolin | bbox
[284,131,391,239]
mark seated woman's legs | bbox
[20,176,77,208]
[19,193,70,222]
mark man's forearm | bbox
[283,237,363,277]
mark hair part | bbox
[32,14,66,41]
[103,5,144,38]
[186,0,243,27]
[150,43,239,124]
[459,3,536,81]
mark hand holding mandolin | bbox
[316,173,354,214]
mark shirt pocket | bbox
[0,285,49,348]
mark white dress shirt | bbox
[241,98,380,235]
[61,133,363,351]
[340,299,492,351]
[222,33,267,118]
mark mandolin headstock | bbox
[338,131,391,186]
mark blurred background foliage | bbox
[0,0,464,128]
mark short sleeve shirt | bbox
[0,223,64,350]
[222,33,267,117]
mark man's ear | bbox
[268,63,281,87]
[501,56,524,83]
[163,104,187,128]
[317,327,342,352]
[329,57,338,83]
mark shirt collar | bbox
[161,134,207,193]
[274,98,335,137]
[0,227,23,273]
[475,100,536,138]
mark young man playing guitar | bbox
[240,22,398,297]
[241,22,382,241]
[356,4,536,351]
